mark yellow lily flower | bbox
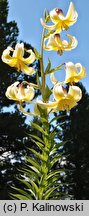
[65,62,86,84]
[2,43,36,75]
[5,81,35,102]
[50,62,86,85]
[41,2,78,34]
[44,34,78,55]
[37,84,82,112]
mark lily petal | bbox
[36,84,82,112]
[1,46,18,67]
[53,84,67,101]
[5,82,35,102]
[41,2,78,34]
[75,63,86,80]
[50,72,59,84]
[40,18,56,31]
[44,35,58,51]
[50,8,64,23]
[68,85,82,102]
[13,43,24,58]
[65,2,78,26]
[2,43,36,75]
[20,62,35,75]
[5,82,19,100]
[24,86,35,101]
[23,49,36,64]
[2,46,13,61]
[65,62,86,84]
[63,34,78,50]
[44,34,77,53]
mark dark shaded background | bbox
[0,0,89,200]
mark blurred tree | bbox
[0,0,19,108]
[0,110,29,199]
[0,0,40,199]
[56,83,89,199]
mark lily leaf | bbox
[44,9,50,22]
[10,194,30,200]
[11,187,33,199]
[26,157,41,173]
[29,134,44,144]
[43,85,52,102]
[30,148,48,162]
[30,138,44,150]
[28,179,39,197]
[31,122,48,136]
[49,115,65,124]
[44,186,59,200]
[34,48,41,59]
[47,63,65,75]
[45,58,51,74]
[47,169,63,180]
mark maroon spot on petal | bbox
[54,34,60,39]
[62,86,67,94]
[55,8,63,15]
[18,83,24,88]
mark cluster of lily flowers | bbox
[2,2,86,115]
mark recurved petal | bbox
[16,85,25,100]
[65,62,78,83]
[21,62,35,75]
[13,43,24,58]
[75,63,86,80]
[5,82,19,100]
[5,59,18,67]
[64,34,78,50]
[40,18,56,30]
[2,56,17,67]
[44,36,58,51]
[68,85,82,102]
[65,62,86,83]
[53,84,66,101]
[23,49,36,64]
[50,73,58,84]
[25,86,35,101]
[2,46,13,63]
[65,2,78,25]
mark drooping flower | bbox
[41,2,78,34]
[64,62,86,84]
[37,84,82,112]
[44,34,78,55]
[50,62,86,85]
[5,81,35,102]
[2,43,36,75]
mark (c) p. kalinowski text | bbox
[32,202,83,212]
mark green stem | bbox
[40,28,46,101]
[37,117,51,200]
[37,28,51,199]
